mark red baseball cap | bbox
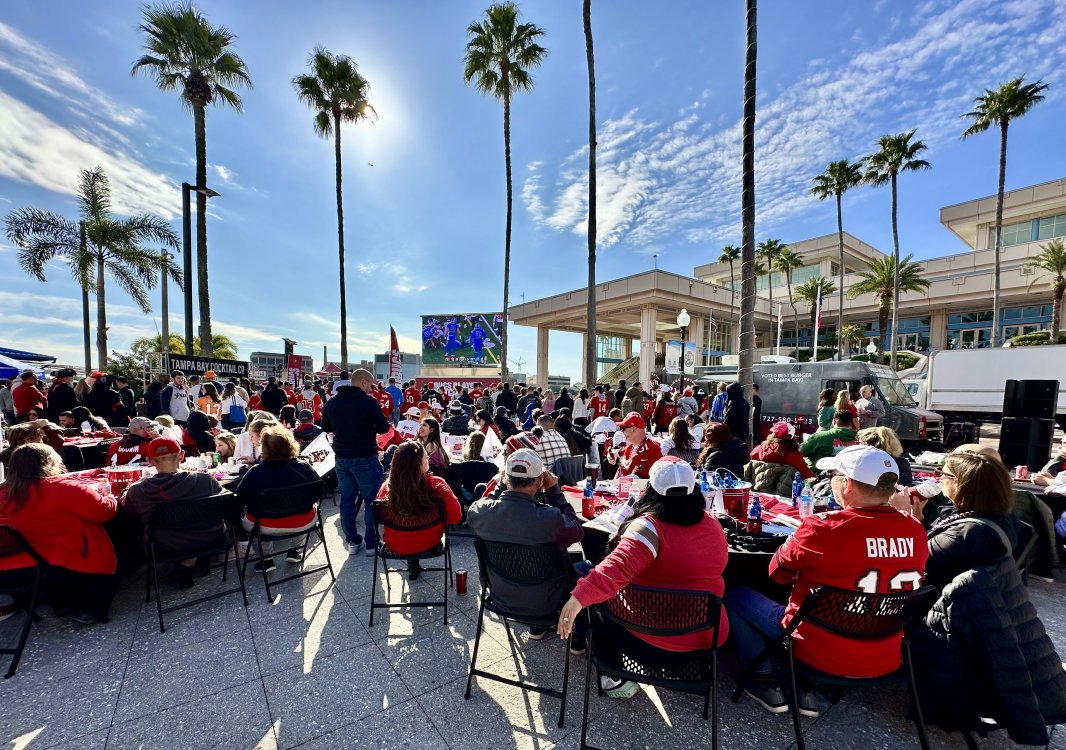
[618,412,646,429]
[417,401,430,410]
[147,436,182,458]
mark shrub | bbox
[1011,330,1066,347]
[850,351,918,371]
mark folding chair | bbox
[451,461,500,539]
[551,456,587,486]
[465,539,577,728]
[731,584,939,750]
[145,493,249,633]
[0,526,47,679]
[580,585,722,750]
[368,500,452,627]
[240,480,335,603]
[667,447,701,466]
[1014,520,1037,584]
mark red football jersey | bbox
[654,402,679,432]
[617,437,663,478]
[403,387,420,409]
[642,397,655,421]
[296,392,323,422]
[373,390,394,417]
[469,388,484,401]
[590,394,611,418]
[769,506,929,678]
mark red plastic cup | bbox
[455,569,468,596]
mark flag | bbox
[814,287,823,332]
[388,327,403,381]
[709,311,718,331]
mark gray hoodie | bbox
[122,471,226,553]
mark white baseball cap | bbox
[404,407,421,417]
[648,456,697,496]
[818,445,898,484]
[505,448,544,478]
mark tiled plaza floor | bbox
[1,503,1063,750]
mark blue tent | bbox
[0,353,46,381]
[0,346,55,364]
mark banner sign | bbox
[664,340,697,375]
[286,355,303,388]
[388,326,403,381]
[167,355,249,379]
[415,377,501,396]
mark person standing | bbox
[555,387,574,414]
[114,377,137,420]
[403,381,421,414]
[751,383,763,439]
[0,379,14,425]
[159,370,192,426]
[709,382,729,422]
[614,380,627,410]
[322,368,390,556]
[723,382,750,442]
[676,388,699,418]
[385,378,404,426]
[45,368,79,423]
[496,381,519,413]
[621,381,643,417]
[854,385,885,430]
[12,371,47,422]
[260,376,288,415]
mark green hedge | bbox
[788,350,837,363]
[849,351,919,371]
[1011,330,1066,346]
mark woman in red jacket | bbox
[374,441,461,580]
[749,421,814,479]
[0,444,119,624]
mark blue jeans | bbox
[335,456,384,547]
[724,585,786,674]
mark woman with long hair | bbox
[572,388,591,427]
[816,387,836,430]
[219,382,248,431]
[834,389,858,421]
[463,431,487,461]
[0,444,118,624]
[659,416,697,456]
[749,421,814,479]
[857,426,912,486]
[181,411,216,456]
[473,409,498,438]
[554,413,591,457]
[374,441,461,579]
[418,417,450,469]
[557,457,729,697]
[215,431,238,461]
[0,423,43,467]
[196,382,223,421]
[494,407,518,439]
[696,422,750,478]
[542,389,556,414]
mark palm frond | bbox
[105,257,154,313]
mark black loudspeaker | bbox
[1003,379,1059,420]
[998,417,1055,471]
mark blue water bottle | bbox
[826,492,841,511]
[746,495,763,533]
[791,471,804,507]
[699,470,715,512]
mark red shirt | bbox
[618,437,663,478]
[247,394,262,412]
[106,438,153,466]
[654,402,679,432]
[296,391,323,422]
[590,394,611,418]
[769,505,929,677]
[403,387,420,409]
[375,474,461,555]
[284,389,299,406]
[373,390,394,417]
[12,382,46,416]
[469,388,484,401]
[642,397,655,421]
[749,442,815,480]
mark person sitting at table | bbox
[56,411,76,429]
[234,412,278,464]
[246,385,263,413]
[418,417,450,470]
[463,431,487,462]
[215,431,238,461]
[293,409,323,450]
[554,413,591,458]
[473,409,498,437]
[105,417,159,466]
[606,412,663,479]
[696,422,750,479]
[0,443,119,625]
[1032,443,1066,487]
[442,402,471,436]
[658,416,699,462]
[181,410,216,456]
[799,410,857,470]
[121,436,225,588]
[72,405,111,433]
[153,415,184,443]
[396,407,422,441]
[278,404,298,430]
[533,413,572,469]
[557,457,730,696]
[686,413,705,444]
[750,421,814,479]
[235,425,320,572]
[195,382,223,422]
[373,441,462,580]
[0,423,43,467]
[856,426,912,486]
[493,406,518,439]
[468,448,585,644]
[725,445,928,716]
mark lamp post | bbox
[676,308,691,391]
[181,182,220,357]
[160,250,171,374]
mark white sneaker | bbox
[600,676,638,699]
[345,540,363,556]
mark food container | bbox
[104,465,145,496]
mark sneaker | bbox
[345,540,363,556]
[71,612,103,626]
[365,546,376,558]
[744,682,789,714]
[286,548,304,564]
[253,558,277,574]
[527,627,549,640]
[568,635,587,656]
[0,604,18,623]
[796,688,821,718]
[601,677,638,699]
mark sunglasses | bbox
[934,470,955,480]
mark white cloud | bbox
[523,0,1066,249]
[212,164,237,184]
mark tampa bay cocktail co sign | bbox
[167,355,250,378]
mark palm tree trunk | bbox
[889,172,900,369]
[194,103,213,357]
[1052,281,1062,340]
[501,85,512,381]
[836,191,845,360]
[584,0,597,390]
[739,0,757,447]
[729,259,736,351]
[878,305,889,364]
[95,254,107,368]
[787,277,798,357]
[991,120,1008,348]
[334,113,348,370]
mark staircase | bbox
[595,356,640,388]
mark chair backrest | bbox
[148,493,237,542]
[0,525,47,568]
[474,538,574,591]
[597,583,722,638]
[667,447,701,466]
[458,460,499,495]
[251,480,324,519]
[551,456,586,486]
[372,499,445,532]
[787,584,939,640]
[1014,520,1037,569]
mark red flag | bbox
[389,327,403,381]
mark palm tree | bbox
[810,159,863,359]
[738,0,757,443]
[838,323,866,356]
[794,275,836,350]
[863,130,930,370]
[583,0,597,389]
[132,2,251,357]
[464,2,548,380]
[756,239,783,311]
[962,77,1049,347]
[718,244,741,349]
[1026,238,1066,339]
[131,332,239,361]
[848,254,930,365]
[293,49,376,370]
[5,167,181,368]
[774,247,804,348]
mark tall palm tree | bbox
[848,254,930,366]
[132,332,239,360]
[810,158,863,359]
[5,167,181,368]
[718,244,741,349]
[774,247,804,347]
[863,130,930,370]
[1026,238,1066,339]
[962,77,1048,347]
[293,48,376,370]
[838,323,866,356]
[132,2,251,357]
[464,2,548,380]
[738,0,757,442]
[583,0,597,389]
[794,275,836,350]
[757,238,784,351]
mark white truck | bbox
[904,346,1066,429]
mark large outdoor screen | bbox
[421,313,503,367]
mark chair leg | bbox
[232,537,249,606]
[368,547,380,628]
[442,558,449,625]
[4,571,42,679]
[318,524,336,585]
[710,650,719,750]
[961,730,980,750]
[786,644,806,750]
[149,547,166,633]
[145,561,152,604]
[465,595,487,700]
[903,642,931,750]
[580,637,594,749]
[255,532,274,604]
[558,634,572,727]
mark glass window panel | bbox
[977,311,993,322]
[1023,306,1040,318]
[1004,326,1019,340]
[1002,307,1021,320]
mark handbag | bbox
[228,396,247,425]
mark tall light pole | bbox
[676,308,691,391]
[79,221,91,375]
[181,182,220,356]
[160,250,171,374]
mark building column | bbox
[929,308,948,350]
[623,337,633,360]
[638,305,657,386]
[536,325,549,386]
[692,315,706,365]
[580,332,588,384]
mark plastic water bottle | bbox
[582,478,596,519]
[746,495,763,533]
[791,471,804,507]
[699,470,715,512]
[798,488,815,519]
[826,492,841,512]
[611,486,640,526]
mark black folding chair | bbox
[368,500,452,627]
[731,584,940,750]
[145,493,248,633]
[1014,520,1037,584]
[0,526,47,678]
[240,480,335,603]
[466,539,577,728]
[551,456,587,486]
[450,461,499,539]
[667,447,701,467]
[580,584,722,750]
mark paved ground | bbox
[1,502,1063,750]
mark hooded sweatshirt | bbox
[750,440,814,479]
[121,471,225,552]
[723,382,750,441]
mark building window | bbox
[1000,220,1033,247]
[1037,213,1066,242]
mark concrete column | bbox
[580,332,588,384]
[623,337,633,359]
[536,325,549,386]
[638,305,657,385]
[692,315,706,365]
[929,308,948,350]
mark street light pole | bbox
[160,250,170,374]
[677,308,691,391]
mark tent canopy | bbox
[0,346,55,364]
[0,353,47,381]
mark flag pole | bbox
[813,288,821,362]
[775,302,782,356]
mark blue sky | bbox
[1,0,1065,380]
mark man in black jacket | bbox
[495,381,518,413]
[46,367,79,423]
[614,380,627,410]
[554,387,574,414]
[723,381,750,442]
[260,377,288,415]
[322,368,390,556]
